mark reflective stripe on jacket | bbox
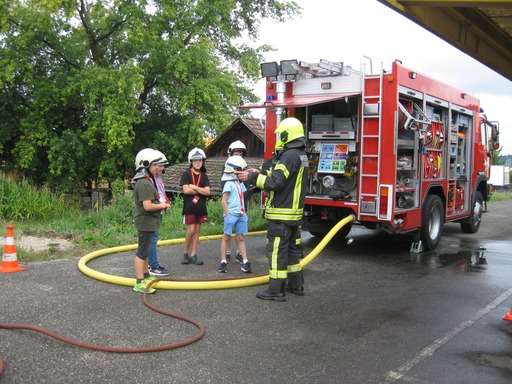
[250,145,308,224]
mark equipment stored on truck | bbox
[239,59,500,251]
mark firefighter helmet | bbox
[224,156,247,173]
[153,150,169,166]
[188,147,206,164]
[275,117,305,149]
[135,148,163,171]
[227,140,247,157]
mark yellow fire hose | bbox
[78,215,355,289]
[1,216,355,377]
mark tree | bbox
[0,0,300,192]
[490,139,505,165]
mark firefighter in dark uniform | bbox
[260,141,304,259]
[237,117,308,301]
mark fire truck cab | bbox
[241,59,499,251]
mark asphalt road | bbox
[1,200,511,383]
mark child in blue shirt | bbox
[219,156,251,273]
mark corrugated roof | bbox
[161,157,264,196]
[241,117,265,141]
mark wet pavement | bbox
[0,200,511,383]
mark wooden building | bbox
[205,117,265,158]
[161,117,265,196]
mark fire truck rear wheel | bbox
[460,191,483,234]
[420,195,444,250]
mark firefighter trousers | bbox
[266,221,304,293]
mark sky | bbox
[244,0,512,155]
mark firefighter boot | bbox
[286,271,305,296]
[256,278,286,301]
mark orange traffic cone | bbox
[0,225,25,273]
[504,310,512,322]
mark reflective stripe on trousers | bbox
[266,221,303,283]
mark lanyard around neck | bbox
[191,168,201,187]
[147,176,169,203]
[233,180,245,214]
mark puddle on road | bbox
[413,250,489,273]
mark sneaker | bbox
[189,254,203,265]
[149,265,170,277]
[133,279,156,294]
[181,253,191,264]
[241,261,251,273]
[226,251,231,263]
[235,252,243,264]
[218,262,228,273]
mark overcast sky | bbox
[245,0,512,155]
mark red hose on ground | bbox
[0,275,259,377]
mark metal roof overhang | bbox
[237,93,360,109]
[377,0,512,82]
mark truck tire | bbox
[420,195,444,250]
[460,191,483,234]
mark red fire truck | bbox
[241,59,500,251]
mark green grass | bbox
[2,172,510,264]
[0,174,267,263]
[0,174,80,222]
[489,190,512,202]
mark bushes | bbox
[0,173,268,254]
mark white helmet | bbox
[135,148,163,171]
[153,150,169,166]
[227,140,247,157]
[188,147,206,164]
[224,156,247,173]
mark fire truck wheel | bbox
[420,195,444,250]
[460,191,483,234]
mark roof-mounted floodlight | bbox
[280,60,298,75]
[280,59,298,82]
[261,62,279,78]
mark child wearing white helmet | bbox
[218,156,251,273]
[132,148,171,293]
[147,150,171,277]
[222,140,249,264]
[180,147,210,265]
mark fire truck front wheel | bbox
[420,195,444,250]
[460,191,483,234]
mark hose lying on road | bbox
[0,216,354,378]
[0,282,204,352]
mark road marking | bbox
[385,287,512,382]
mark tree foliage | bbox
[0,0,300,192]
[490,143,505,165]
